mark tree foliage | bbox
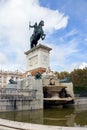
[70,68,87,87]
[55,68,87,87]
[55,71,70,79]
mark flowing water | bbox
[0,105,87,127]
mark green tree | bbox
[55,71,70,79]
[70,68,87,87]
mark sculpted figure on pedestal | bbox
[29,20,46,49]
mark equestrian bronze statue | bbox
[29,20,46,49]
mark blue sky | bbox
[0,0,87,72]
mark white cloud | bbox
[0,64,26,72]
[84,38,87,46]
[79,62,87,69]
[63,29,78,38]
[46,38,79,72]
[0,52,8,64]
[0,0,68,71]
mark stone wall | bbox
[0,99,42,111]
[75,97,87,105]
[0,76,43,112]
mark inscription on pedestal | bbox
[29,55,38,66]
[42,55,49,66]
[25,44,52,71]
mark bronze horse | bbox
[29,20,46,49]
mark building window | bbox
[0,76,2,83]
[4,77,7,83]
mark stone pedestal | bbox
[24,44,52,75]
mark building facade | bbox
[0,70,22,88]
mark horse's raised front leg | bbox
[41,34,46,40]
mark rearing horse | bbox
[29,20,46,49]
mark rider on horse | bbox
[29,20,46,49]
